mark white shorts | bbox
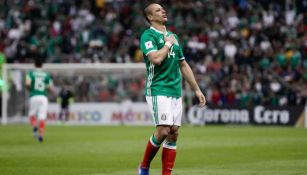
[146,96,182,126]
[28,95,48,120]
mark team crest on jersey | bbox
[145,41,153,49]
[161,114,167,121]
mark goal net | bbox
[2,63,306,127]
[1,63,165,125]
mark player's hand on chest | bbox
[157,36,180,58]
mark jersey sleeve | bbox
[178,47,185,61]
[48,79,54,87]
[140,33,158,56]
[25,71,32,84]
[46,73,53,87]
[174,34,185,61]
[25,72,31,82]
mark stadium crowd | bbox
[1,0,306,107]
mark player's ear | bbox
[147,14,153,21]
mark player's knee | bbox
[160,129,170,138]
[170,126,179,136]
[157,126,171,138]
[169,131,179,142]
[171,130,179,137]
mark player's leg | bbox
[139,96,172,175]
[59,107,68,122]
[28,96,38,138]
[59,108,64,121]
[162,125,179,175]
[64,108,69,121]
[37,96,48,142]
[140,125,170,168]
[161,97,182,175]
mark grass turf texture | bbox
[0,125,306,175]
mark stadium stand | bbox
[0,0,306,107]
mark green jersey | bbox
[140,26,185,97]
[26,69,53,97]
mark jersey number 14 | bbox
[168,46,175,58]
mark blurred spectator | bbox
[1,0,306,106]
[57,83,74,121]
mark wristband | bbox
[165,41,172,48]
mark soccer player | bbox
[58,83,74,122]
[138,3,206,175]
[26,59,54,142]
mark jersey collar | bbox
[150,26,169,35]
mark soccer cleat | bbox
[32,126,38,139]
[38,136,44,143]
[138,165,149,175]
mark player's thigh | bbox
[172,97,183,126]
[37,96,48,120]
[28,96,40,116]
[146,96,173,125]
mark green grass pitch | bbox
[0,125,307,175]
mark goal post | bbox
[1,63,146,125]
[2,63,305,127]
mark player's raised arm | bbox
[141,34,176,66]
[147,34,177,65]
